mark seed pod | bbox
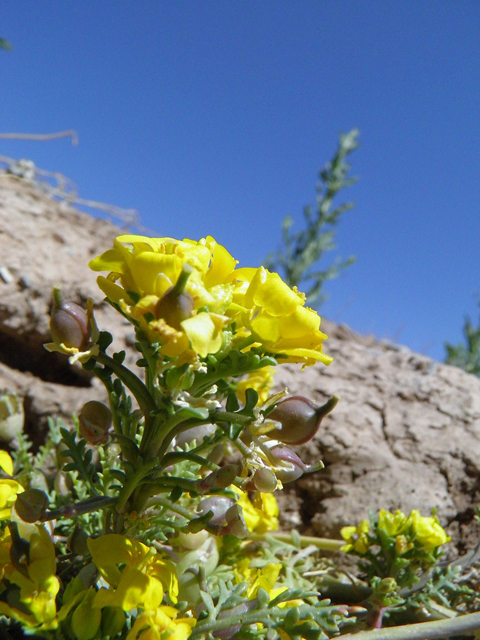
[50,298,90,350]
[14,488,49,523]
[155,264,194,329]
[79,401,112,445]
[267,395,338,445]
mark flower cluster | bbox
[89,235,332,366]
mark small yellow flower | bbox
[409,510,450,551]
[234,559,282,599]
[88,534,178,611]
[377,509,409,537]
[232,488,279,533]
[126,606,195,640]
[236,366,275,405]
[341,519,370,554]
[0,477,24,520]
[233,266,332,367]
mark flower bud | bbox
[175,423,216,448]
[79,401,112,445]
[178,530,210,550]
[50,295,90,351]
[68,526,90,556]
[197,464,238,492]
[252,468,277,493]
[14,488,49,523]
[155,264,194,329]
[267,395,338,445]
[267,444,306,483]
[224,504,248,539]
[198,496,235,525]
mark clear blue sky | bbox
[2,1,480,361]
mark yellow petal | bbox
[181,313,225,357]
[203,237,238,288]
[245,268,302,316]
[278,306,321,338]
[0,451,13,476]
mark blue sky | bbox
[2,1,480,361]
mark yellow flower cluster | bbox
[58,534,195,640]
[341,509,450,556]
[90,235,332,367]
[0,525,60,630]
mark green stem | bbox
[146,496,196,520]
[250,531,345,552]
[159,451,219,472]
[338,612,480,640]
[233,335,257,351]
[41,496,117,521]
[116,459,159,512]
[94,351,156,418]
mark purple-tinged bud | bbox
[155,264,195,329]
[79,401,112,445]
[50,293,90,351]
[267,444,307,483]
[252,468,277,493]
[267,395,338,445]
[14,488,49,523]
[198,496,235,525]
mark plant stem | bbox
[94,351,156,418]
[159,451,219,472]
[41,496,117,521]
[338,612,480,640]
[250,531,345,551]
[146,497,196,520]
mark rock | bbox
[1,174,479,549]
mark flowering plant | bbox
[1,234,479,639]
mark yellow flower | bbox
[341,519,370,554]
[233,267,332,367]
[233,488,279,533]
[126,606,195,640]
[236,366,275,405]
[88,534,178,611]
[377,509,409,537]
[90,235,333,368]
[234,558,282,599]
[0,478,24,520]
[90,235,237,360]
[409,510,450,551]
[0,450,14,476]
[0,525,60,630]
